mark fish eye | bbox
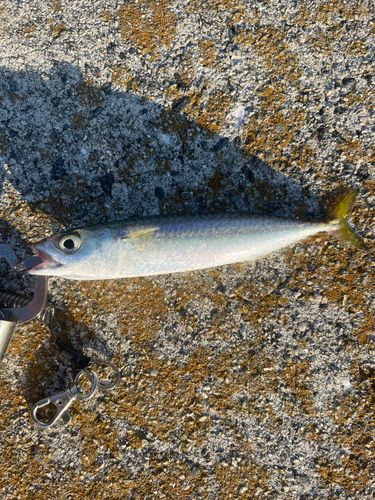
[59,233,81,253]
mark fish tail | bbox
[326,189,367,250]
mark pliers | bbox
[0,244,47,362]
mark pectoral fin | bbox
[122,227,159,250]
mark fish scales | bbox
[29,190,366,280]
[116,214,327,278]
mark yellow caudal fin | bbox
[328,189,367,250]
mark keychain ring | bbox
[74,368,98,401]
[88,358,121,391]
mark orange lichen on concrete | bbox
[213,448,270,499]
[0,183,57,242]
[184,0,245,21]
[11,324,60,404]
[58,278,169,354]
[115,452,209,499]
[183,91,231,134]
[237,26,301,84]
[101,9,111,23]
[50,0,62,12]
[0,132,8,153]
[337,137,370,165]
[77,415,120,463]
[20,23,37,37]
[244,104,305,162]
[292,4,312,28]
[305,28,336,55]
[314,0,370,23]
[207,170,229,195]
[317,362,375,495]
[30,173,107,227]
[340,86,370,109]
[164,85,231,135]
[165,84,180,103]
[285,182,375,349]
[291,1,370,54]
[117,0,178,57]
[0,387,60,499]
[51,24,66,38]
[286,237,374,323]
[159,189,193,214]
[236,280,288,329]
[278,359,315,415]
[114,148,143,185]
[242,78,307,169]
[177,56,195,88]
[347,39,368,55]
[111,65,133,88]
[72,110,84,128]
[160,107,198,148]
[290,144,317,170]
[198,39,216,67]
[76,79,103,108]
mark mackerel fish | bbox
[29,190,366,280]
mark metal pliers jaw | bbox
[0,245,48,363]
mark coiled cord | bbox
[0,289,31,308]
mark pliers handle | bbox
[0,247,47,323]
[0,246,48,363]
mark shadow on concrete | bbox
[0,62,324,406]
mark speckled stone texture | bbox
[0,1,375,499]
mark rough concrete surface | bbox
[0,0,375,499]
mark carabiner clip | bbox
[32,369,98,428]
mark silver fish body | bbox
[30,213,336,280]
[29,190,366,280]
[115,214,329,277]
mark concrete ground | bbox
[0,1,374,498]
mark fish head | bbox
[29,228,118,279]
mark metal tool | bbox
[0,244,121,428]
[0,246,47,363]
[31,359,121,427]
[32,368,98,428]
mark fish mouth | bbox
[29,247,60,273]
